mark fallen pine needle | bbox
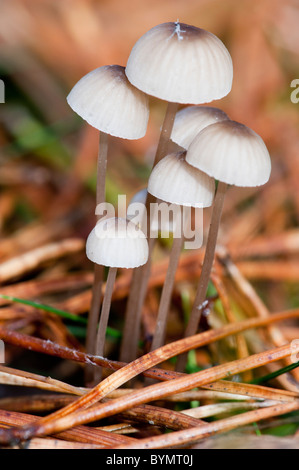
[181,400,281,419]
[115,400,299,449]
[1,342,297,443]
[0,238,84,283]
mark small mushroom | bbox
[126,22,233,105]
[121,186,193,361]
[67,65,149,363]
[67,65,149,142]
[124,21,233,361]
[147,151,215,351]
[171,105,230,150]
[126,21,233,168]
[148,151,215,209]
[177,119,271,370]
[86,217,149,379]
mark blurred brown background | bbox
[0,0,298,313]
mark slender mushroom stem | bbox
[94,266,118,382]
[130,235,156,357]
[152,101,179,167]
[150,207,184,351]
[120,236,155,363]
[176,180,228,371]
[85,132,109,381]
[85,264,104,355]
[95,132,109,207]
[120,101,178,363]
[119,268,141,363]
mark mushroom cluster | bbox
[67,21,271,379]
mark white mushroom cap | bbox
[147,151,215,207]
[86,217,149,268]
[186,120,271,187]
[67,65,149,139]
[171,106,229,149]
[125,22,233,104]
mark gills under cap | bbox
[147,151,215,208]
[171,106,229,150]
[67,65,149,139]
[86,217,149,268]
[125,22,233,104]
[186,120,271,187]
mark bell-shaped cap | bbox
[147,151,215,207]
[171,106,229,149]
[86,217,149,268]
[125,22,233,104]
[67,64,149,139]
[186,120,271,187]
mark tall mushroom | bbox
[176,120,271,370]
[86,216,149,379]
[126,21,233,171]
[67,65,149,366]
[122,21,233,362]
[147,151,215,351]
[124,187,186,359]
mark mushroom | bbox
[176,119,271,370]
[121,187,188,361]
[147,151,215,351]
[171,105,230,150]
[126,21,233,170]
[126,22,233,106]
[123,21,233,361]
[86,216,149,379]
[67,65,149,362]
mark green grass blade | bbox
[0,294,87,324]
[250,361,299,385]
[0,294,122,340]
